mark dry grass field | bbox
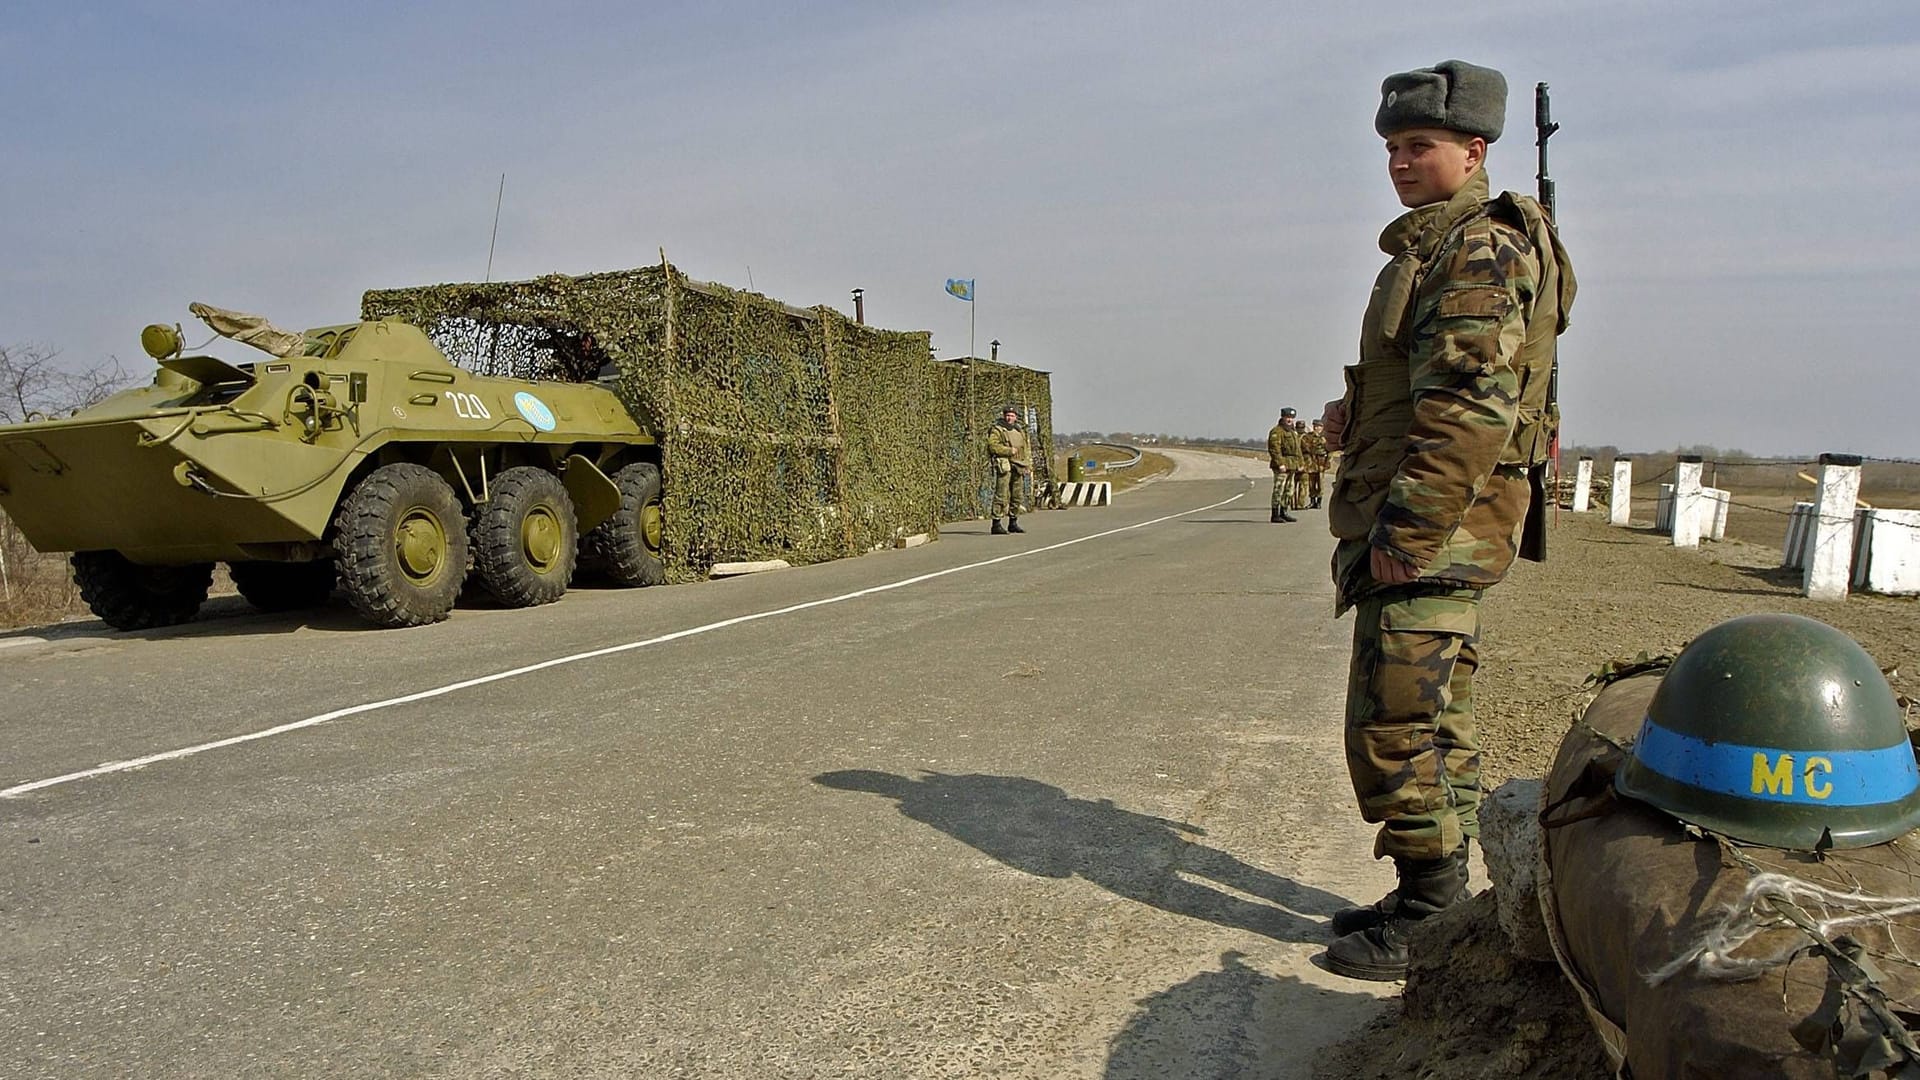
[1053,445,1174,490]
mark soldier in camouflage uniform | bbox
[1317,60,1575,981]
[1303,420,1330,509]
[1266,408,1303,523]
[987,404,1032,535]
[1291,420,1313,509]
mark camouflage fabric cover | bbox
[1329,169,1575,610]
[363,262,1052,579]
[1345,586,1482,860]
[188,302,304,358]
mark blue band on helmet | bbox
[1631,715,1920,807]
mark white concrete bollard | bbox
[1671,457,1705,549]
[1702,487,1730,542]
[1572,457,1594,513]
[1783,502,1816,569]
[1853,509,1920,595]
[1804,454,1863,601]
[1609,458,1633,526]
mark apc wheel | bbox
[71,551,212,631]
[333,463,469,628]
[229,560,337,612]
[580,461,665,587]
[471,466,578,607]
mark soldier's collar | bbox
[1377,169,1490,256]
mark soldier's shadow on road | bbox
[814,770,1343,943]
[1102,950,1383,1080]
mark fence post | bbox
[1671,455,1704,548]
[1609,457,1632,526]
[1804,453,1863,601]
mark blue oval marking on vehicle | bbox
[514,392,556,432]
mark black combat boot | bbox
[1325,845,1469,981]
[1329,841,1470,937]
[1007,517,1025,534]
[1311,497,1322,509]
[991,519,1008,535]
[1277,507,1297,524]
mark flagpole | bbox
[970,280,977,361]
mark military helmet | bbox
[1615,613,1920,850]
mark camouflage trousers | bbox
[1305,470,1323,502]
[1271,471,1290,512]
[1344,585,1483,860]
[992,466,1028,518]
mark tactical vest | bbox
[1329,174,1574,543]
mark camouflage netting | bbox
[363,261,1052,581]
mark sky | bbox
[2,1,1916,456]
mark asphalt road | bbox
[0,458,1394,1079]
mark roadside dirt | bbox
[1318,510,1920,1079]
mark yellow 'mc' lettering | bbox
[1752,753,1794,796]
[1804,757,1834,800]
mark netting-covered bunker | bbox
[362,261,1052,580]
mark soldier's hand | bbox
[1370,545,1421,585]
[1321,400,1348,451]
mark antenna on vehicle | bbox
[484,173,505,283]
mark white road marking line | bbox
[4,492,1246,798]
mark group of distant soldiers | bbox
[1265,407,1331,523]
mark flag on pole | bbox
[945,278,975,302]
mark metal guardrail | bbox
[1089,442,1144,470]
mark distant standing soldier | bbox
[1291,420,1313,509]
[987,404,1032,535]
[1317,60,1575,981]
[1266,408,1303,523]
[1302,419,1330,509]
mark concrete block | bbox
[1702,487,1730,542]
[1805,456,1862,601]
[1672,460,1704,549]
[1479,778,1555,963]
[1609,459,1633,526]
[1572,458,1593,513]
[1655,484,1674,533]
[1855,509,1920,595]
[710,559,791,577]
[1055,481,1112,507]
[1783,502,1815,569]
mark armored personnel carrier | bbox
[0,304,663,630]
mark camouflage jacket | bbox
[1330,169,1575,608]
[988,420,1032,471]
[1301,431,1329,468]
[1267,424,1303,471]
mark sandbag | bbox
[1539,674,1920,1079]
